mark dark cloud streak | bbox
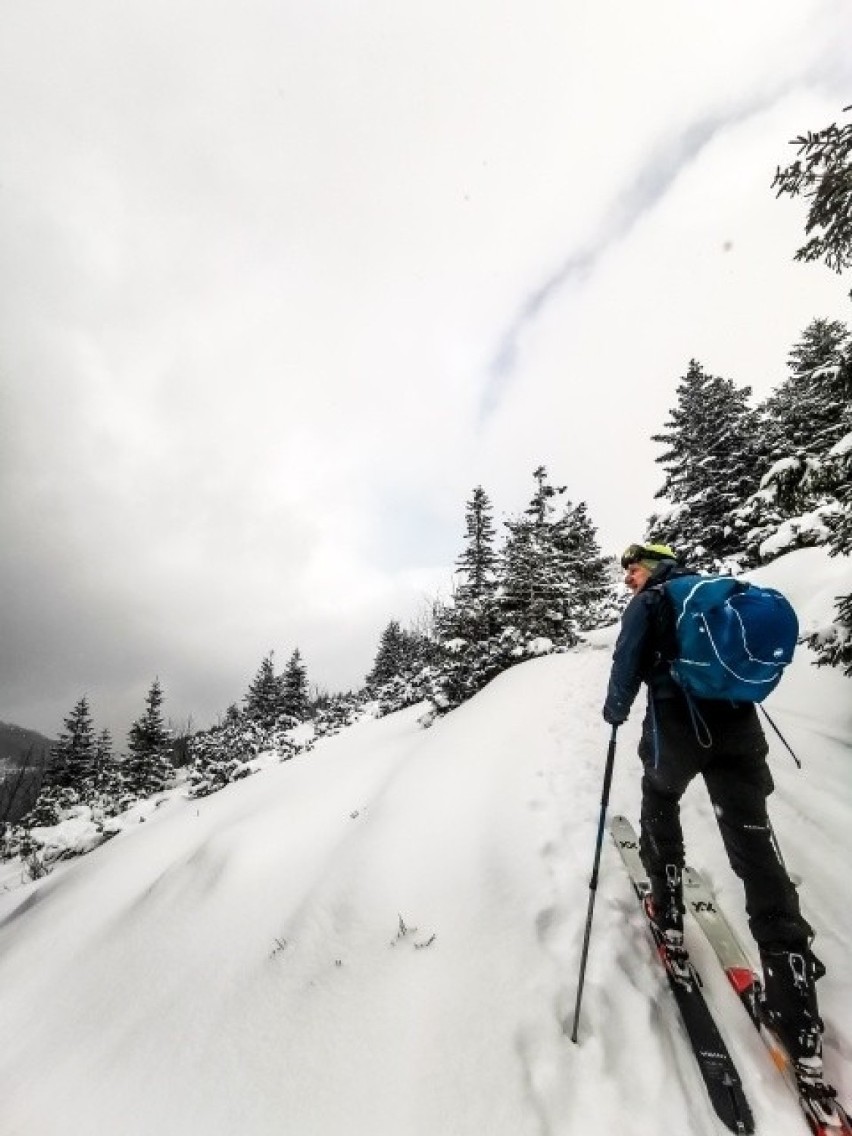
[478,105,770,422]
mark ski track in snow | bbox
[0,549,849,1135]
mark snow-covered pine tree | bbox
[46,696,96,791]
[426,486,507,709]
[93,728,114,790]
[774,106,852,671]
[124,679,174,799]
[772,105,852,273]
[244,652,285,729]
[83,728,125,821]
[429,472,616,714]
[281,649,310,721]
[647,360,763,570]
[559,501,620,629]
[780,319,850,446]
[452,486,500,643]
[500,466,582,647]
[364,619,433,714]
[309,689,366,737]
[24,696,97,826]
[734,319,851,562]
[806,421,852,673]
[186,677,313,800]
[186,712,300,798]
[365,621,408,692]
[400,627,434,679]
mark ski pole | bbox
[570,724,618,1044]
[758,704,802,768]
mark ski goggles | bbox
[620,543,676,570]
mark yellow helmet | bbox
[620,542,678,570]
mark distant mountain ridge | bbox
[0,721,54,769]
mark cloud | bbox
[473,90,852,551]
[479,91,814,423]
[1,0,851,739]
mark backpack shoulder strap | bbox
[645,582,678,664]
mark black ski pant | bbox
[637,693,813,951]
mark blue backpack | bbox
[661,575,799,702]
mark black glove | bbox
[602,705,626,727]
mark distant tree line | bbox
[1,681,178,867]
[0,649,356,867]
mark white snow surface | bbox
[829,431,852,458]
[0,548,850,1136]
[758,507,838,561]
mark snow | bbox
[759,455,801,487]
[829,431,852,458]
[524,635,554,656]
[809,364,842,381]
[0,548,850,1136]
[29,807,105,859]
[758,506,838,560]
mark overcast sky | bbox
[1,0,851,742]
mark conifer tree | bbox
[223,703,242,726]
[764,319,850,457]
[422,486,504,712]
[805,412,852,674]
[560,501,619,629]
[244,653,284,728]
[281,649,310,720]
[735,320,852,561]
[448,486,500,643]
[364,620,433,712]
[807,426,852,672]
[774,107,852,670]
[426,470,615,714]
[365,621,407,692]
[92,729,115,796]
[772,106,852,272]
[15,698,95,831]
[647,360,762,569]
[456,487,498,603]
[46,696,97,793]
[125,680,174,798]
[500,466,581,646]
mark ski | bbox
[683,865,852,1136]
[610,814,754,1134]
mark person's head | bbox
[620,542,678,594]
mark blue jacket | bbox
[603,560,695,725]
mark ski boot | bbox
[758,946,852,1131]
[644,864,690,986]
[759,944,825,1073]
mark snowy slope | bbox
[0,548,850,1136]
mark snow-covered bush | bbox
[186,714,301,798]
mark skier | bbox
[602,541,825,1079]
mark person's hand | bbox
[602,705,626,727]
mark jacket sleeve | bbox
[603,593,652,724]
